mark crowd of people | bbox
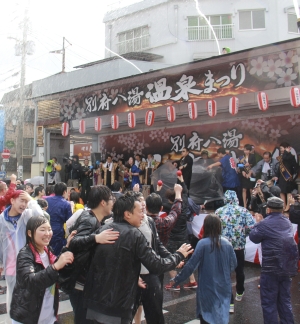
[0,141,298,324]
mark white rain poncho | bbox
[0,199,43,316]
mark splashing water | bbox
[194,0,221,55]
[293,0,300,18]
[104,45,143,73]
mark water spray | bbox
[104,45,143,73]
[194,0,221,55]
[292,0,300,31]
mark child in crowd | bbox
[10,215,74,324]
[37,199,50,221]
[69,192,84,213]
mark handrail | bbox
[187,24,234,41]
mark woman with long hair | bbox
[170,214,237,324]
[276,142,298,211]
[10,215,74,324]
[237,144,256,208]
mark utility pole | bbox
[17,5,29,179]
[50,37,72,73]
[62,37,66,72]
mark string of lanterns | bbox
[61,87,300,136]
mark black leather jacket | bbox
[83,221,184,321]
[59,210,100,293]
[10,245,59,324]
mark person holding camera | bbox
[288,194,300,272]
[250,179,281,218]
[67,155,82,188]
[81,159,93,204]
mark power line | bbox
[0,71,20,84]
[32,26,104,60]
[31,30,96,66]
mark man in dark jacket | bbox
[146,184,183,246]
[46,182,72,256]
[65,185,119,324]
[164,174,198,290]
[80,158,92,204]
[250,197,298,324]
[131,191,172,324]
[67,155,82,188]
[178,147,193,190]
[83,194,192,324]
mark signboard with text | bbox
[59,48,299,122]
[73,143,92,160]
[98,114,300,162]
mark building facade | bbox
[0,84,35,180]
[104,0,300,64]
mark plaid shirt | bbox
[147,199,182,246]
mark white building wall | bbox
[104,0,300,65]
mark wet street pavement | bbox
[0,262,299,323]
[160,262,300,324]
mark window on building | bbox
[118,26,150,54]
[288,12,299,33]
[23,138,34,156]
[187,15,233,41]
[239,10,265,30]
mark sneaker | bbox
[183,281,198,289]
[165,284,180,291]
[235,292,244,302]
[229,304,234,313]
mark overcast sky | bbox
[0,0,142,100]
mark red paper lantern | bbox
[94,117,102,132]
[111,114,119,130]
[257,92,269,111]
[206,100,217,117]
[229,97,239,115]
[145,110,155,126]
[128,112,136,128]
[188,102,197,120]
[290,87,300,108]
[166,105,176,122]
[61,122,69,137]
[79,119,86,134]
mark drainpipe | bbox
[174,4,178,43]
[108,25,112,57]
[32,100,38,157]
